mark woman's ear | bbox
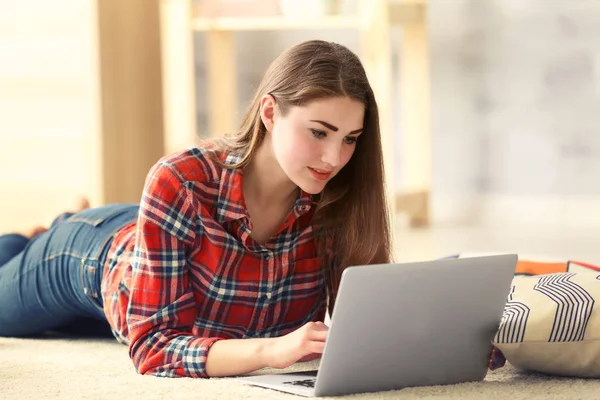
[259,94,276,133]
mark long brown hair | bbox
[212,40,391,313]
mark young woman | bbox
[0,40,391,377]
[0,40,504,378]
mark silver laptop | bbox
[236,254,517,397]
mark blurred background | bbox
[1,0,598,262]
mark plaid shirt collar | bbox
[215,152,316,224]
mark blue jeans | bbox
[0,204,138,337]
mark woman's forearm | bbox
[205,337,275,377]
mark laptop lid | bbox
[313,254,517,397]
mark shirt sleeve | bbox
[126,160,223,378]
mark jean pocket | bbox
[62,208,134,266]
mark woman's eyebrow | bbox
[310,120,363,134]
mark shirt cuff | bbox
[183,336,224,378]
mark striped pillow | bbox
[491,259,600,377]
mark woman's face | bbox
[263,96,365,194]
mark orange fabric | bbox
[513,260,600,275]
[515,261,568,276]
[570,260,600,272]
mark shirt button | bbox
[266,293,272,299]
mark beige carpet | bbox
[2,336,599,399]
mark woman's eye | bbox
[311,129,326,138]
[344,136,358,145]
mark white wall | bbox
[0,0,102,232]
[429,0,600,229]
[191,0,600,229]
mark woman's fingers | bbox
[306,322,328,341]
[304,323,327,355]
[488,346,506,371]
[267,322,329,369]
[308,328,328,342]
[307,340,326,354]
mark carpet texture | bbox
[2,336,600,399]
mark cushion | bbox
[491,258,600,377]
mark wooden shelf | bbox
[192,15,361,31]
[160,0,432,231]
[191,2,425,31]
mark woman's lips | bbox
[308,167,332,181]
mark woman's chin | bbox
[296,180,327,195]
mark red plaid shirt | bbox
[101,146,327,377]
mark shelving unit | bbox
[159,0,431,227]
[192,15,362,31]
[0,0,165,232]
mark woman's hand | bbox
[264,323,505,372]
[266,321,329,369]
[488,346,506,371]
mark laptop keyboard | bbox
[282,378,316,388]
